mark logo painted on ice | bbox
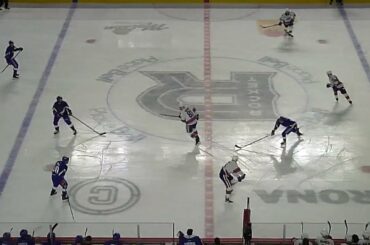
[255,189,370,204]
[138,71,278,120]
[70,178,140,215]
[104,23,168,35]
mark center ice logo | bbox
[137,71,278,120]
[104,23,168,35]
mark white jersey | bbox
[359,239,370,245]
[328,74,344,89]
[315,236,334,245]
[222,160,240,176]
[280,11,296,25]
[180,107,198,126]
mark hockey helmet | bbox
[113,233,120,240]
[363,230,370,240]
[20,229,28,237]
[327,71,332,76]
[232,155,239,161]
[285,9,290,15]
[62,156,69,163]
[56,96,63,101]
[75,235,84,243]
[9,40,14,45]
[2,232,11,240]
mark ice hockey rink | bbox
[1,4,370,239]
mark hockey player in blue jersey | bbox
[17,229,35,245]
[4,41,23,78]
[271,116,303,147]
[53,96,77,135]
[178,229,203,245]
[50,156,69,200]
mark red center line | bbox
[203,0,214,238]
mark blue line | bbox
[339,6,370,83]
[0,3,77,196]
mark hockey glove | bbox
[271,130,275,136]
[326,83,331,88]
[278,22,282,26]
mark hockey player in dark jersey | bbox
[326,71,352,104]
[52,96,77,135]
[271,116,303,147]
[178,229,203,245]
[50,156,69,200]
[104,233,122,245]
[17,229,35,245]
[4,41,23,78]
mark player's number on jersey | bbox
[53,165,59,174]
[185,108,194,118]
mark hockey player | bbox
[359,231,370,245]
[4,41,23,78]
[271,116,303,147]
[0,0,10,10]
[316,229,334,245]
[178,229,203,245]
[0,232,13,245]
[329,0,343,6]
[326,71,352,104]
[219,155,246,203]
[50,156,70,200]
[179,105,200,145]
[278,9,296,37]
[17,230,35,245]
[53,96,77,135]
[104,233,122,245]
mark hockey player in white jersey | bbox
[279,9,296,37]
[219,156,246,203]
[326,71,352,104]
[179,105,200,145]
[359,231,370,245]
[316,229,334,245]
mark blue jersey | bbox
[53,101,71,117]
[274,116,296,130]
[5,46,21,61]
[52,161,68,177]
[17,235,35,245]
[179,235,203,245]
[104,240,121,245]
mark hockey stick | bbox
[260,23,280,29]
[284,29,294,37]
[1,50,22,73]
[9,227,13,234]
[71,115,106,136]
[84,228,88,237]
[345,220,348,237]
[301,222,304,234]
[366,222,370,231]
[160,113,179,118]
[67,199,76,221]
[235,135,270,150]
[328,221,332,235]
[52,223,59,231]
